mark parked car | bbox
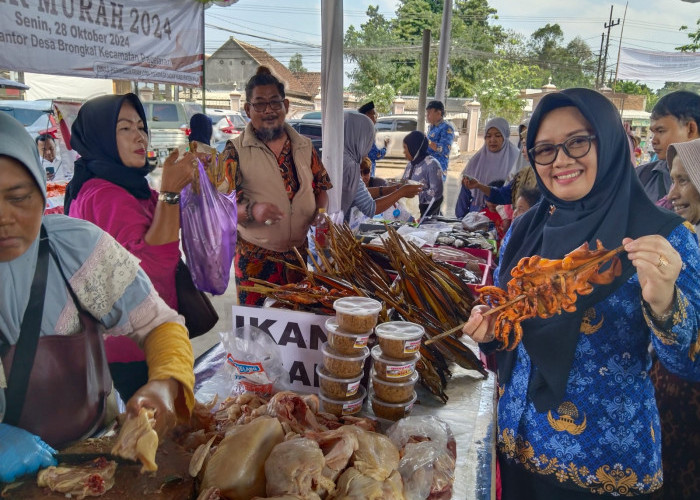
[141,100,202,167]
[375,114,460,159]
[286,119,322,156]
[206,108,248,142]
[0,99,56,138]
[214,119,323,157]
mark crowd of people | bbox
[0,62,698,499]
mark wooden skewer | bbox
[424,323,464,345]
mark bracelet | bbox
[644,291,675,325]
[246,201,256,223]
[158,191,180,205]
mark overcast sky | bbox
[205,0,699,88]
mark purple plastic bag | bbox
[180,159,237,295]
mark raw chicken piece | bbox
[196,486,221,500]
[265,438,334,498]
[327,467,405,500]
[201,416,284,499]
[305,426,359,480]
[111,407,159,473]
[265,391,324,433]
[351,429,400,481]
[36,458,117,499]
[251,496,306,500]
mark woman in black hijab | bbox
[188,113,213,145]
[463,88,700,499]
[402,130,444,217]
[65,93,196,401]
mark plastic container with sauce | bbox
[375,321,424,360]
[370,345,419,382]
[332,297,382,334]
[316,365,363,400]
[325,317,371,355]
[319,386,367,417]
[370,391,417,421]
[321,342,370,378]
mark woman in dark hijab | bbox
[188,113,213,145]
[65,93,196,401]
[463,88,700,499]
[402,130,444,217]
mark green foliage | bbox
[611,81,659,112]
[677,18,700,52]
[288,53,307,73]
[344,6,400,96]
[364,84,396,114]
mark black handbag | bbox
[175,259,219,338]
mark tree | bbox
[344,5,400,96]
[526,25,595,89]
[474,31,541,123]
[677,18,700,52]
[288,53,307,73]
[364,84,396,114]
[612,81,659,112]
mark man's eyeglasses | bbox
[528,135,596,165]
[247,99,285,112]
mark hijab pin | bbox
[549,204,556,215]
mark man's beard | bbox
[254,123,284,142]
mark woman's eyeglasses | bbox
[247,99,285,112]
[529,135,596,165]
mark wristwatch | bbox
[158,191,181,205]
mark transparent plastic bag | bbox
[222,326,288,397]
[180,158,237,295]
[461,211,491,232]
[386,416,456,500]
[196,326,289,402]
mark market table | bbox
[193,339,497,500]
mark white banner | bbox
[232,305,330,393]
[0,0,203,85]
[618,47,700,83]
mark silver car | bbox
[374,114,460,159]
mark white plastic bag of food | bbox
[461,211,491,232]
[196,326,288,401]
[221,326,288,396]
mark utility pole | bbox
[435,0,453,104]
[417,29,431,133]
[595,32,605,89]
[601,5,620,88]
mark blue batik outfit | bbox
[367,143,386,176]
[484,88,699,498]
[427,119,454,180]
[492,224,700,496]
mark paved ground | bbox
[187,152,472,357]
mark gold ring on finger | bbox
[657,254,668,269]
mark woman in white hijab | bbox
[0,112,194,482]
[457,117,520,214]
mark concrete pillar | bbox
[140,87,154,101]
[229,83,242,112]
[314,87,322,110]
[466,97,481,153]
[392,93,405,115]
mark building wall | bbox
[205,45,259,92]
